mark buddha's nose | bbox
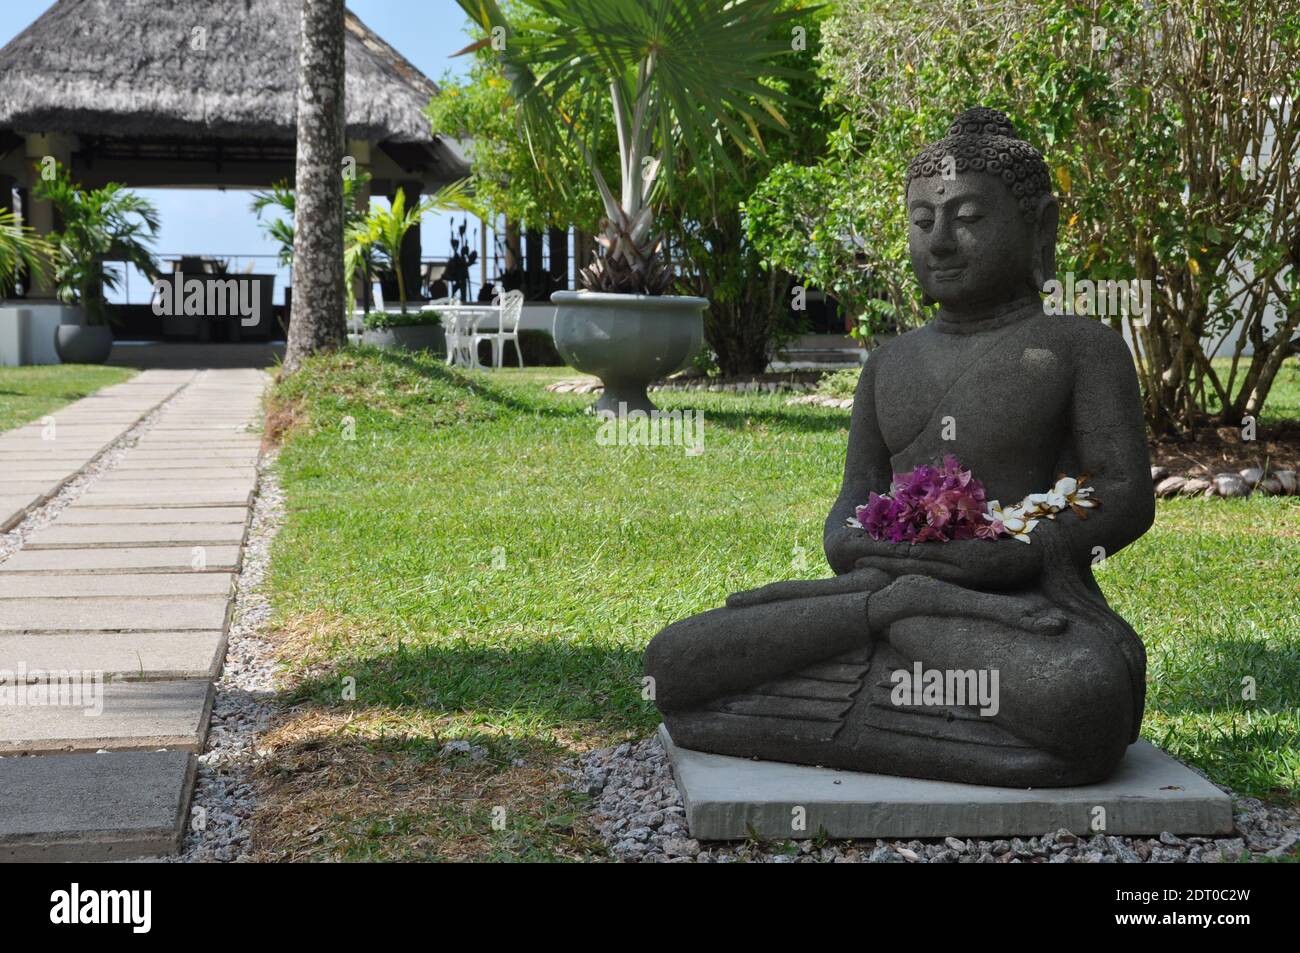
[928,223,958,257]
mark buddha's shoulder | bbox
[1028,314,1134,361]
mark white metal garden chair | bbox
[472,289,526,369]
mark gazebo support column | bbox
[390,178,422,305]
[347,139,373,311]
[548,226,568,292]
[23,133,72,297]
[524,227,543,298]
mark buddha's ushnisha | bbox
[644,108,1154,787]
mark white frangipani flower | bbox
[984,474,1098,543]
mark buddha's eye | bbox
[912,216,934,230]
[956,213,984,225]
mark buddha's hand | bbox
[825,525,919,576]
[852,535,1044,590]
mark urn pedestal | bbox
[551,291,706,413]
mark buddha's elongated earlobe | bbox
[1035,194,1060,291]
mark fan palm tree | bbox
[454,0,806,294]
[0,208,52,297]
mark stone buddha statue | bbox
[645,108,1155,788]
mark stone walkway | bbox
[0,368,266,860]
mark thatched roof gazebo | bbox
[0,0,469,297]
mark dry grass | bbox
[261,393,304,449]
[247,706,606,862]
[247,610,621,862]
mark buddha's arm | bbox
[823,354,898,575]
[1056,322,1155,561]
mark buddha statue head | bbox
[905,107,1059,313]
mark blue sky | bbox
[0,0,480,302]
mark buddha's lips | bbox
[932,266,967,281]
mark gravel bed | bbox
[166,450,284,863]
[573,735,1300,863]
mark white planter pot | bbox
[0,301,81,365]
[551,291,706,412]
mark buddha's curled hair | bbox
[905,107,1054,221]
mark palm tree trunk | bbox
[283,0,346,375]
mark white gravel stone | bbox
[164,451,284,863]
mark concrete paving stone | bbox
[6,426,124,438]
[0,630,225,680]
[0,493,43,531]
[0,545,240,573]
[72,489,253,507]
[0,465,81,479]
[123,445,260,454]
[0,572,234,599]
[0,480,60,496]
[0,439,109,451]
[0,750,195,861]
[126,445,260,456]
[0,596,230,631]
[48,407,146,415]
[55,506,248,525]
[0,679,213,754]
[114,457,259,470]
[660,726,1236,839]
[91,473,255,488]
[130,440,260,450]
[146,434,257,442]
[24,522,246,548]
[0,451,99,462]
[98,469,257,484]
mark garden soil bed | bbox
[1148,422,1300,477]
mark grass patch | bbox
[0,364,136,431]
[256,347,1300,860]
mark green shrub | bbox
[816,367,860,399]
[363,310,444,330]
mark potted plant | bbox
[0,208,54,366]
[457,0,804,411]
[359,307,446,352]
[34,163,159,364]
[363,184,468,314]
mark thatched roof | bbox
[0,0,456,149]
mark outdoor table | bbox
[423,302,502,368]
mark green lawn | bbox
[257,348,1300,860]
[0,364,136,432]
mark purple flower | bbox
[851,456,999,545]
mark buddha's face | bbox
[907,173,1039,313]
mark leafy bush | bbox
[816,367,860,399]
[363,310,444,330]
[749,0,1300,432]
